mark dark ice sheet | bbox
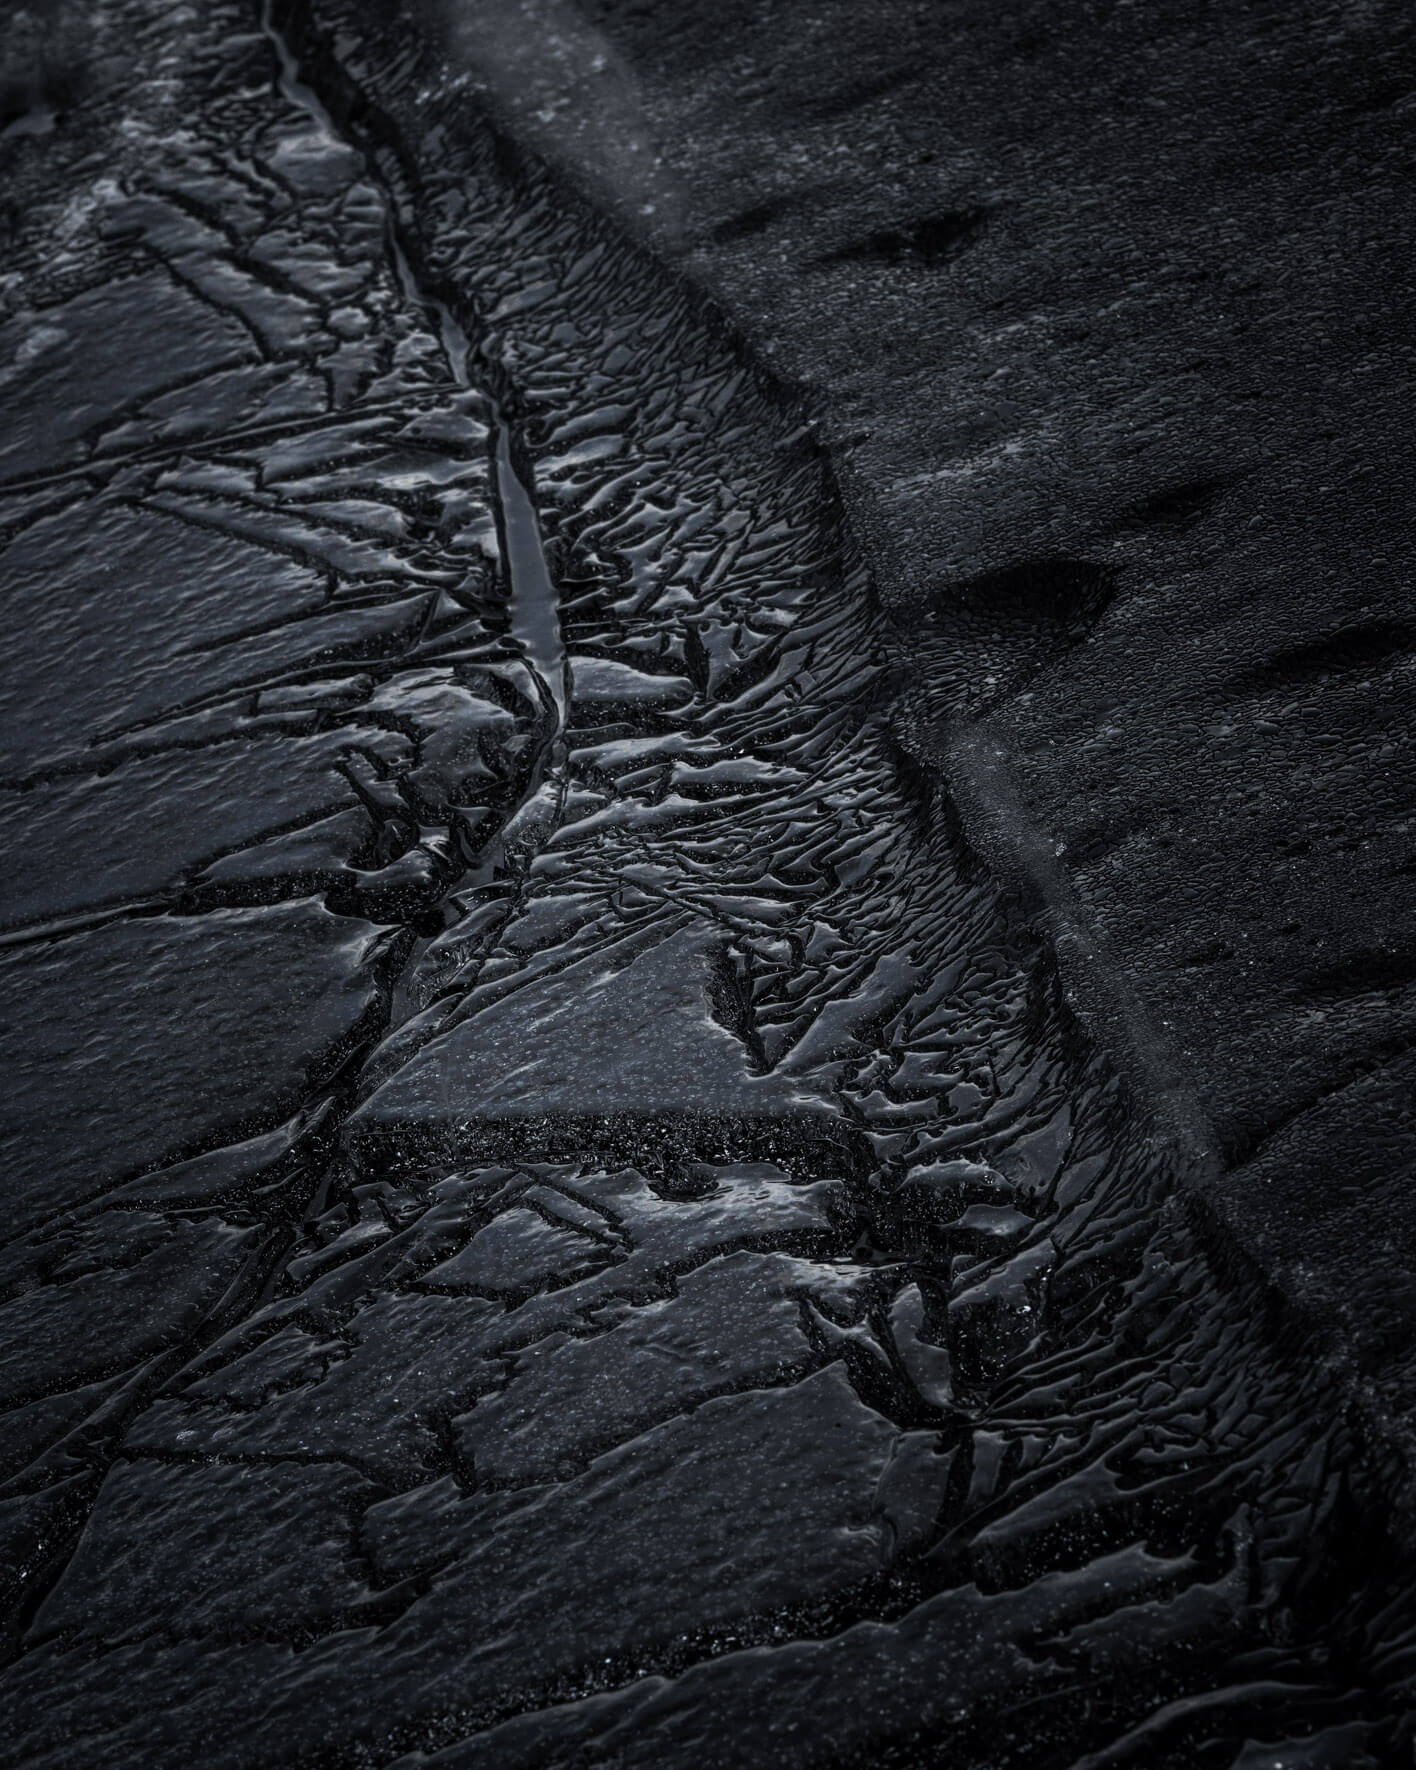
[0,1,1410,1765]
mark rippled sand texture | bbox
[0,1,1408,1764]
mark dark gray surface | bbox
[0,0,1412,1763]
[418,0,1416,1498]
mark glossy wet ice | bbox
[0,0,1402,1764]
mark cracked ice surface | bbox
[0,1,1400,1765]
